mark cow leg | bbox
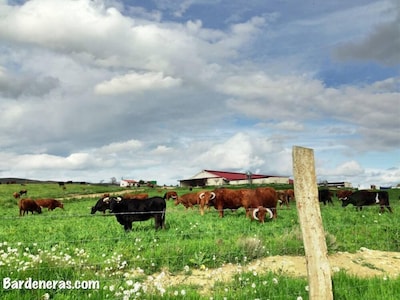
[124,222,132,232]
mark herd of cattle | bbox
[15,187,393,231]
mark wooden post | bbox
[292,146,333,300]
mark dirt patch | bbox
[148,248,400,293]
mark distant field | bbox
[0,183,399,299]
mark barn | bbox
[179,169,290,187]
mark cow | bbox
[13,192,21,199]
[318,189,333,205]
[19,189,28,196]
[198,191,215,215]
[249,206,274,223]
[122,193,148,200]
[105,196,166,231]
[207,187,278,220]
[175,192,200,209]
[277,190,290,208]
[19,199,42,216]
[341,190,392,213]
[336,189,353,200]
[91,196,110,214]
[163,191,178,201]
[35,199,64,211]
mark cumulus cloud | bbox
[94,72,182,95]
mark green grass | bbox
[0,183,400,299]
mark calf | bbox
[341,190,392,213]
[105,196,166,231]
[19,199,42,216]
[13,192,21,199]
[19,189,28,196]
[35,199,64,211]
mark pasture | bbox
[0,183,400,299]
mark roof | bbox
[121,179,136,183]
[203,170,276,181]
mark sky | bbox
[0,0,399,188]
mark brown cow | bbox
[19,199,42,216]
[122,193,148,200]
[35,199,64,211]
[249,206,273,223]
[163,191,178,201]
[207,187,278,220]
[13,192,21,199]
[175,192,200,209]
[336,189,353,200]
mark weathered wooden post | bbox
[292,146,333,300]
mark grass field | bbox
[0,183,399,299]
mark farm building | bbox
[119,179,137,187]
[179,169,290,187]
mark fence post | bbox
[292,146,333,300]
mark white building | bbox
[119,179,137,187]
[179,170,290,187]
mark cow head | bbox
[252,207,273,223]
[107,196,123,213]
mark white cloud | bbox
[94,72,182,95]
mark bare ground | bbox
[146,248,400,293]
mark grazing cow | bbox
[163,191,178,201]
[318,189,333,205]
[35,199,64,211]
[19,189,28,196]
[249,206,273,223]
[105,196,166,231]
[19,199,42,216]
[175,192,200,209]
[13,192,21,199]
[207,187,278,220]
[341,190,392,213]
[277,190,290,208]
[91,196,110,214]
[285,189,295,202]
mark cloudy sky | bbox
[0,0,399,188]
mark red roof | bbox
[204,170,273,181]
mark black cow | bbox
[105,196,166,231]
[341,190,392,213]
[318,189,333,205]
[91,197,110,214]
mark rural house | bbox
[179,170,290,188]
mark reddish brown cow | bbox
[249,206,273,223]
[19,199,42,216]
[163,191,178,201]
[122,193,148,200]
[206,187,278,220]
[198,191,215,215]
[254,187,278,219]
[336,190,353,200]
[13,192,21,199]
[35,199,64,211]
[175,192,200,209]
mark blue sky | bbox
[0,0,399,188]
